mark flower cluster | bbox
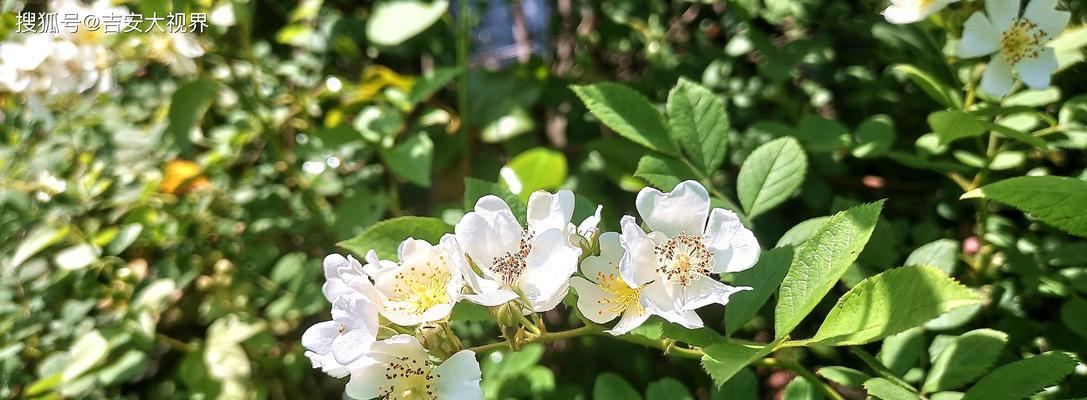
[302,181,760,398]
[882,0,1070,98]
[0,0,206,98]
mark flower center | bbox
[1000,19,1043,65]
[655,233,714,286]
[376,356,438,400]
[492,231,533,286]
[595,270,642,315]
[387,258,453,316]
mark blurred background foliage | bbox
[0,0,1086,399]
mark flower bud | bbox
[491,300,523,328]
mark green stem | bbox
[754,358,846,400]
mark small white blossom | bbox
[345,334,483,400]
[301,293,380,378]
[455,190,582,312]
[958,0,1070,97]
[882,0,959,24]
[570,232,695,334]
[361,235,466,327]
[148,33,205,75]
[619,181,760,327]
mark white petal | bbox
[981,55,1015,98]
[619,215,660,288]
[606,308,652,335]
[985,0,1019,33]
[1017,46,1058,89]
[371,334,428,361]
[345,362,392,399]
[958,12,1002,58]
[436,350,484,400]
[1023,0,1071,40]
[526,190,575,234]
[521,229,580,311]
[577,204,604,237]
[455,205,524,275]
[677,276,751,311]
[462,285,519,306]
[581,232,623,283]
[301,320,340,354]
[636,180,709,236]
[304,350,352,378]
[418,302,456,323]
[530,280,571,313]
[704,209,761,273]
[331,328,374,365]
[640,282,704,328]
[570,277,622,324]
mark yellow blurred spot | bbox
[347,65,415,104]
[160,159,209,194]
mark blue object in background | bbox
[452,0,552,67]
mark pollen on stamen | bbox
[654,233,714,286]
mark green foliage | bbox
[963,176,1087,237]
[923,329,1007,393]
[963,352,1079,400]
[810,265,978,346]
[737,137,808,218]
[338,216,452,260]
[594,373,642,400]
[776,201,884,337]
[666,78,730,175]
[572,83,678,156]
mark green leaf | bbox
[11,225,69,267]
[775,201,884,338]
[775,216,830,247]
[818,366,871,389]
[879,328,924,377]
[809,265,978,346]
[572,83,679,156]
[666,78,730,174]
[891,64,963,109]
[725,246,794,336]
[852,115,896,158]
[500,147,568,200]
[409,67,458,105]
[979,120,1045,147]
[1060,297,1087,338]
[923,329,1007,393]
[63,330,109,381]
[865,377,920,400]
[796,114,850,153]
[904,239,960,275]
[338,216,452,260]
[450,302,492,323]
[635,154,700,190]
[646,377,693,400]
[106,224,143,256]
[961,176,1087,238]
[167,79,218,155]
[365,0,448,46]
[928,110,985,145]
[714,368,758,400]
[379,131,434,187]
[701,343,771,387]
[96,350,149,385]
[737,137,807,218]
[594,373,642,400]
[781,377,819,400]
[963,352,1078,400]
[661,323,724,347]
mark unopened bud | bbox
[492,300,523,328]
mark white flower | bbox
[958,0,1070,97]
[361,235,466,326]
[346,334,483,400]
[301,293,380,378]
[571,232,696,334]
[321,254,379,303]
[454,191,582,312]
[148,33,205,75]
[882,0,959,24]
[618,181,760,327]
